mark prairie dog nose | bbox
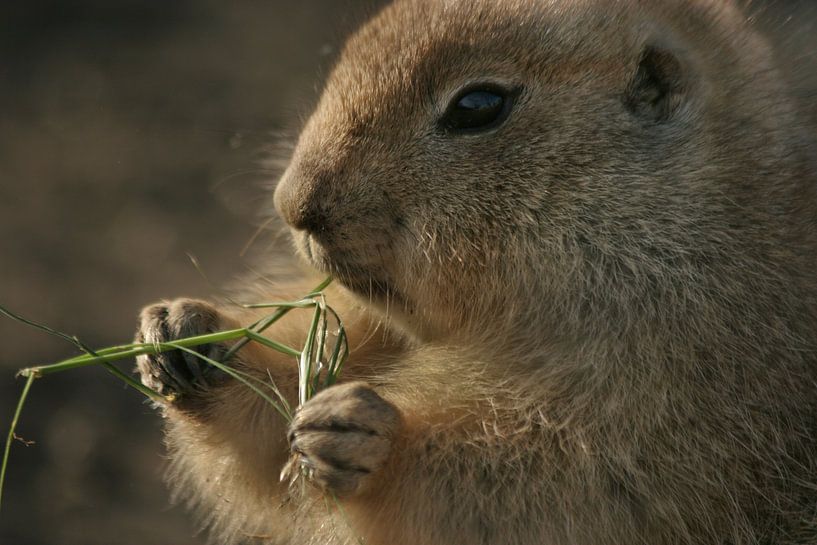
[274,169,330,233]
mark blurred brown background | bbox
[0,1,813,544]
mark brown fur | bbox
[136,1,817,543]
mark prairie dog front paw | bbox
[288,382,401,497]
[135,298,237,403]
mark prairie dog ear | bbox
[624,44,689,122]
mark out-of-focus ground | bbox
[0,1,813,544]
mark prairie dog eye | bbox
[440,84,518,133]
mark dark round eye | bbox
[440,85,516,133]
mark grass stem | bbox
[0,373,35,512]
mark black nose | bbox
[274,169,331,233]
[290,203,330,233]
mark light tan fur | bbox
[136,1,817,544]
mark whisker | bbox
[241,216,279,257]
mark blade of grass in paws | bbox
[223,276,332,362]
[0,326,299,512]
[167,344,294,422]
[311,297,329,395]
[0,303,164,400]
[299,304,323,405]
[323,306,348,388]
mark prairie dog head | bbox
[274,0,799,346]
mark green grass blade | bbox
[299,304,322,405]
[98,361,167,402]
[224,278,332,361]
[0,302,167,401]
[264,369,293,418]
[0,305,83,348]
[168,344,293,423]
[312,299,329,394]
[323,305,349,387]
[242,300,315,309]
[324,328,347,388]
[224,307,291,361]
[304,276,333,297]
[243,330,301,358]
[0,373,36,512]
[20,329,249,377]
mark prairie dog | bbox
[136,1,817,544]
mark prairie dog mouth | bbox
[298,232,334,272]
[302,233,318,263]
[298,232,397,300]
